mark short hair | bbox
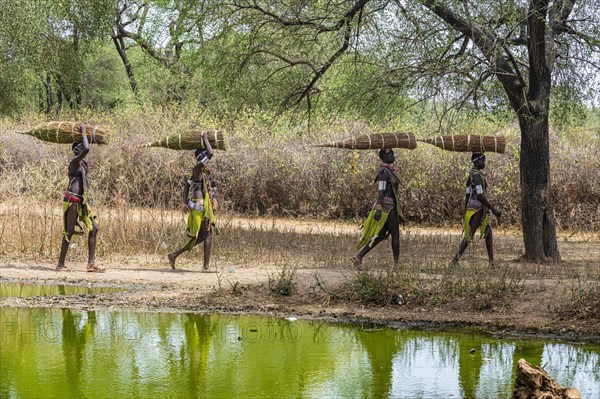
[72,142,83,151]
[378,148,392,161]
[471,152,485,163]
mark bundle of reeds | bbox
[19,121,110,144]
[315,132,417,150]
[419,135,506,153]
[139,129,228,150]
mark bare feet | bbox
[449,255,460,267]
[202,268,218,273]
[488,260,495,269]
[56,265,72,272]
[167,253,176,270]
[351,255,363,270]
[87,264,106,273]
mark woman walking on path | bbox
[167,132,219,272]
[451,152,502,268]
[57,123,104,272]
[351,148,405,269]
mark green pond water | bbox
[0,282,123,297]
[0,307,598,399]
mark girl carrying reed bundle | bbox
[351,148,405,268]
[57,124,105,272]
[167,131,219,272]
[317,132,414,268]
[450,153,502,268]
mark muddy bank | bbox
[1,262,599,343]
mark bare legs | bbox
[485,226,494,268]
[451,209,494,267]
[352,209,400,268]
[57,205,78,270]
[86,221,104,272]
[168,219,215,271]
[57,204,102,271]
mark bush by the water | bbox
[0,107,598,230]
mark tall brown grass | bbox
[1,108,599,230]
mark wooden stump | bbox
[512,359,580,399]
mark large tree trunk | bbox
[513,0,561,264]
[518,113,561,263]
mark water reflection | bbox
[0,308,598,399]
[0,282,123,297]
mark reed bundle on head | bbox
[419,135,506,153]
[139,129,228,150]
[315,132,417,150]
[19,121,110,144]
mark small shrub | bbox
[229,280,243,297]
[268,263,297,296]
[348,267,413,306]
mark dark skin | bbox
[352,150,402,268]
[451,157,502,268]
[168,132,216,272]
[56,124,103,272]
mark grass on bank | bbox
[558,277,600,320]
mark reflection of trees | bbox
[3,309,598,398]
[539,344,600,388]
[354,325,403,398]
[457,332,486,399]
[201,316,344,398]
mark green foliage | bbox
[1,0,598,126]
[81,43,130,109]
[0,0,114,114]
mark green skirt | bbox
[463,209,489,242]
[182,193,219,252]
[357,209,390,250]
[63,200,95,239]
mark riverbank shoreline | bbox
[1,261,599,343]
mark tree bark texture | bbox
[515,0,561,263]
[518,115,560,263]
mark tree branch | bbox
[419,0,526,110]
